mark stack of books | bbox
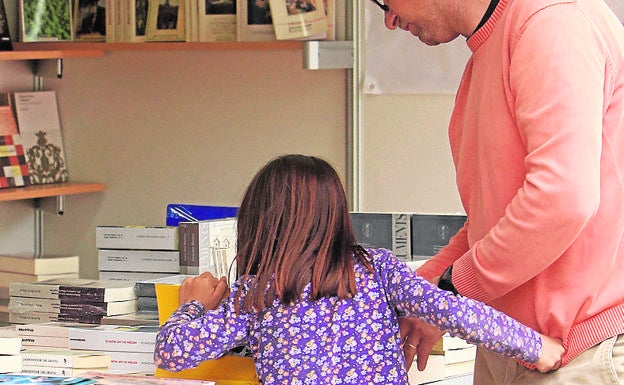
[129,274,191,320]
[20,348,112,376]
[408,334,476,384]
[0,329,22,374]
[0,254,80,323]
[96,226,180,283]
[9,279,137,325]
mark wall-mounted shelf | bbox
[0,182,105,202]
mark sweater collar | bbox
[467,0,508,51]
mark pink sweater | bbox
[418,0,624,365]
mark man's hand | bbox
[399,317,445,371]
[179,272,229,310]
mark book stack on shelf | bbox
[96,225,179,283]
[16,321,157,375]
[408,334,476,385]
[0,330,22,374]
[8,279,137,325]
[2,257,81,324]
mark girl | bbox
[154,154,563,384]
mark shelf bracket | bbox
[303,41,354,70]
[33,198,44,256]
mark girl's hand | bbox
[535,334,564,372]
[179,272,229,310]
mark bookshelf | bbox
[0,182,105,202]
[12,41,303,53]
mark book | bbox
[179,218,237,280]
[408,354,474,385]
[58,279,137,302]
[20,366,104,377]
[9,296,61,314]
[19,335,70,349]
[9,310,58,324]
[73,0,107,41]
[0,0,12,51]
[432,333,472,354]
[13,91,69,184]
[0,93,18,136]
[0,355,22,374]
[267,0,327,40]
[100,310,159,326]
[95,225,178,250]
[0,374,96,384]
[19,0,73,42]
[0,336,21,355]
[98,271,174,283]
[236,0,275,41]
[350,212,412,261]
[432,345,477,365]
[134,274,189,297]
[165,203,238,226]
[9,278,95,300]
[410,213,466,259]
[98,249,180,273]
[106,350,156,374]
[0,254,79,276]
[197,0,236,42]
[68,325,159,353]
[0,134,31,188]
[60,298,138,317]
[21,348,111,369]
[0,271,79,285]
[16,321,97,338]
[137,296,158,311]
[145,0,186,42]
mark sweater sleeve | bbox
[375,249,542,364]
[154,287,250,372]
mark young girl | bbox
[154,154,563,384]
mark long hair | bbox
[235,154,370,312]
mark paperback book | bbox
[410,213,466,259]
[0,134,31,188]
[0,355,22,374]
[68,325,159,353]
[267,0,327,40]
[236,0,275,41]
[95,225,178,250]
[197,0,236,42]
[0,93,18,136]
[21,348,112,369]
[0,254,79,276]
[97,249,180,273]
[19,0,73,42]
[73,0,107,41]
[350,212,412,261]
[9,278,95,300]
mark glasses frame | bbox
[370,0,389,11]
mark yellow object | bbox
[154,283,259,385]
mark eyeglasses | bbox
[370,0,389,12]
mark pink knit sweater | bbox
[418,0,624,365]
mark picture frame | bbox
[73,0,107,41]
[19,0,73,42]
[0,0,12,50]
[145,0,186,42]
[236,0,275,42]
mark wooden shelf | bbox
[0,47,104,60]
[12,41,303,54]
[0,182,105,201]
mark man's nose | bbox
[384,10,400,30]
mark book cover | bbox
[9,296,61,314]
[236,0,275,41]
[165,203,238,226]
[13,91,69,184]
[0,374,96,384]
[0,355,22,374]
[20,334,70,349]
[181,218,237,281]
[58,279,137,302]
[60,298,138,316]
[350,212,412,261]
[197,0,236,42]
[19,0,73,42]
[0,134,31,188]
[267,0,327,40]
[97,249,179,273]
[9,278,95,300]
[0,93,18,136]
[100,310,159,326]
[410,213,467,259]
[8,311,58,324]
[73,0,107,41]
[125,0,149,42]
[0,336,22,355]
[95,225,178,250]
[145,0,186,42]
[21,348,111,369]
[68,325,159,353]
[0,254,79,276]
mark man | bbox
[369,0,624,383]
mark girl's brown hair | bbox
[235,154,370,312]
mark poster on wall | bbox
[364,0,624,96]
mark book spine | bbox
[137,296,158,311]
[22,354,75,367]
[392,213,411,261]
[20,335,69,348]
[97,249,180,273]
[177,221,190,274]
[69,330,157,352]
[58,287,106,302]
[57,313,104,325]
[9,283,59,299]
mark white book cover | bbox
[0,336,21,355]
[13,91,69,184]
[198,0,236,42]
[267,0,326,40]
[21,348,112,368]
[97,249,180,273]
[183,218,237,281]
[0,354,22,374]
[68,325,159,353]
[236,0,275,41]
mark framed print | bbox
[236,0,275,41]
[73,0,107,41]
[20,0,72,42]
[145,0,186,41]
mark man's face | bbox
[379,0,461,46]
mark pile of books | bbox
[9,279,137,325]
